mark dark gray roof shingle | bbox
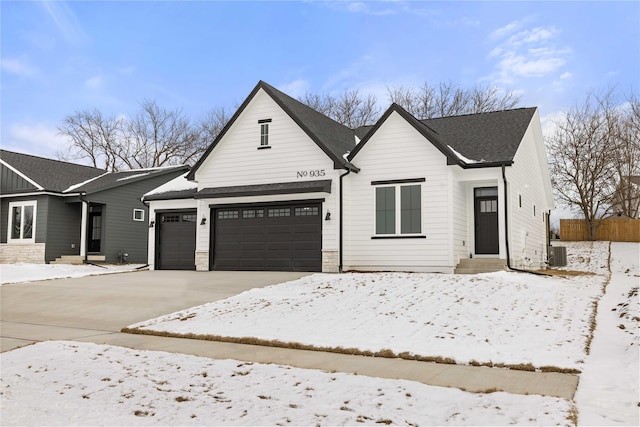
[349,105,537,167]
[422,108,537,164]
[0,149,105,192]
[70,165,189,194]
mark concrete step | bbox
[454,258,506,274]
[50,255,84,265]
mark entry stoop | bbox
[50,255,84,265]
[454,258,507,274]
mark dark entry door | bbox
[213,203,322,272]
[474,187,499,255]
[157,211,197,270]
[88,210,102,253]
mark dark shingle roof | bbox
[70,165,189,194]
[422,108,537,164]
[0,149,105,192]
[349,105,537,167]
[187,81,358,180]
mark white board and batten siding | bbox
[343,111,455,273]
[504,110,554,268]
[193,89,341,271]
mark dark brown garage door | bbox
[213,203,322,272]
[156,211,197,270]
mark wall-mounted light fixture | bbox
[200,217,207,225]
[325,211,331,221]
[149,220,155,228]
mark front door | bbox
[474,187,499,255]
[88,207,102,253]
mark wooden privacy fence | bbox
[560,218,640,242]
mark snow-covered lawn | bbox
[1,241,637,425]
[0,341,574,426]
[0,263,145,285]
[128,242,610,372]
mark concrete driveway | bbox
[0,270,310,352]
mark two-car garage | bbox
[155,202,322,272]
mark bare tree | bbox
[610,94,640,218]
[547,90,620,240]
[57,108,121,170]
[388,82,521,119]
[197,106,231,146]
[59,100,204,171]
[299,89,379,127]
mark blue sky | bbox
[2,1,639,160]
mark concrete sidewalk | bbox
[1,270,579,400]
[74,331,578,399]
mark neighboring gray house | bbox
[0,149,188,264]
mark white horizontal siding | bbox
[344,111,454,272]
[192,89,342,269]
[195,89,337,188]
[505,112,552,268]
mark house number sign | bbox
[296,169,325,178]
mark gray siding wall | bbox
[87,171,186,263]
[44,197,82,262]
[1,164,38,193]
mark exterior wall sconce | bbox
[149,220,155,228]
[200,217,207,225]
[325,212,331,221]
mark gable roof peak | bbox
[187,80,358,179]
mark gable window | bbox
[8,201,36,243]
[258,119,271,148]
[373,180,423,237]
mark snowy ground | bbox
[0,263,146,285]
[129,243,610,372]
[0,340,574,426]
[1,241,637,425]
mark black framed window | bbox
[375,184,422,235]
[401,185,421,234]
[375,187,396,234]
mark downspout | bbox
[339,168,352,273]
[501,164,547,276]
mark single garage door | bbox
[213,202,322,272]
[156,210,196,270]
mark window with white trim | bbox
[133,209,145,221]
[8,201,36,243]
[374,184,422,235]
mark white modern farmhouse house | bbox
[144,81,554,273]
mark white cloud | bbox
[1,57,38,77]
[485,22,571,85]
[277,79,311,98]
[41,1,89,45]
[488,20,524,40]
[5,122,69,160]
[84,75,104,90]
[559,72,572,80]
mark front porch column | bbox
[80,200,88,258]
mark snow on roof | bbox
[447,145,482,164]
[116,172,151,181]
[63,172,111,193]
[144,172,197,197]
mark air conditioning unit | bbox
[548,246,567,267]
